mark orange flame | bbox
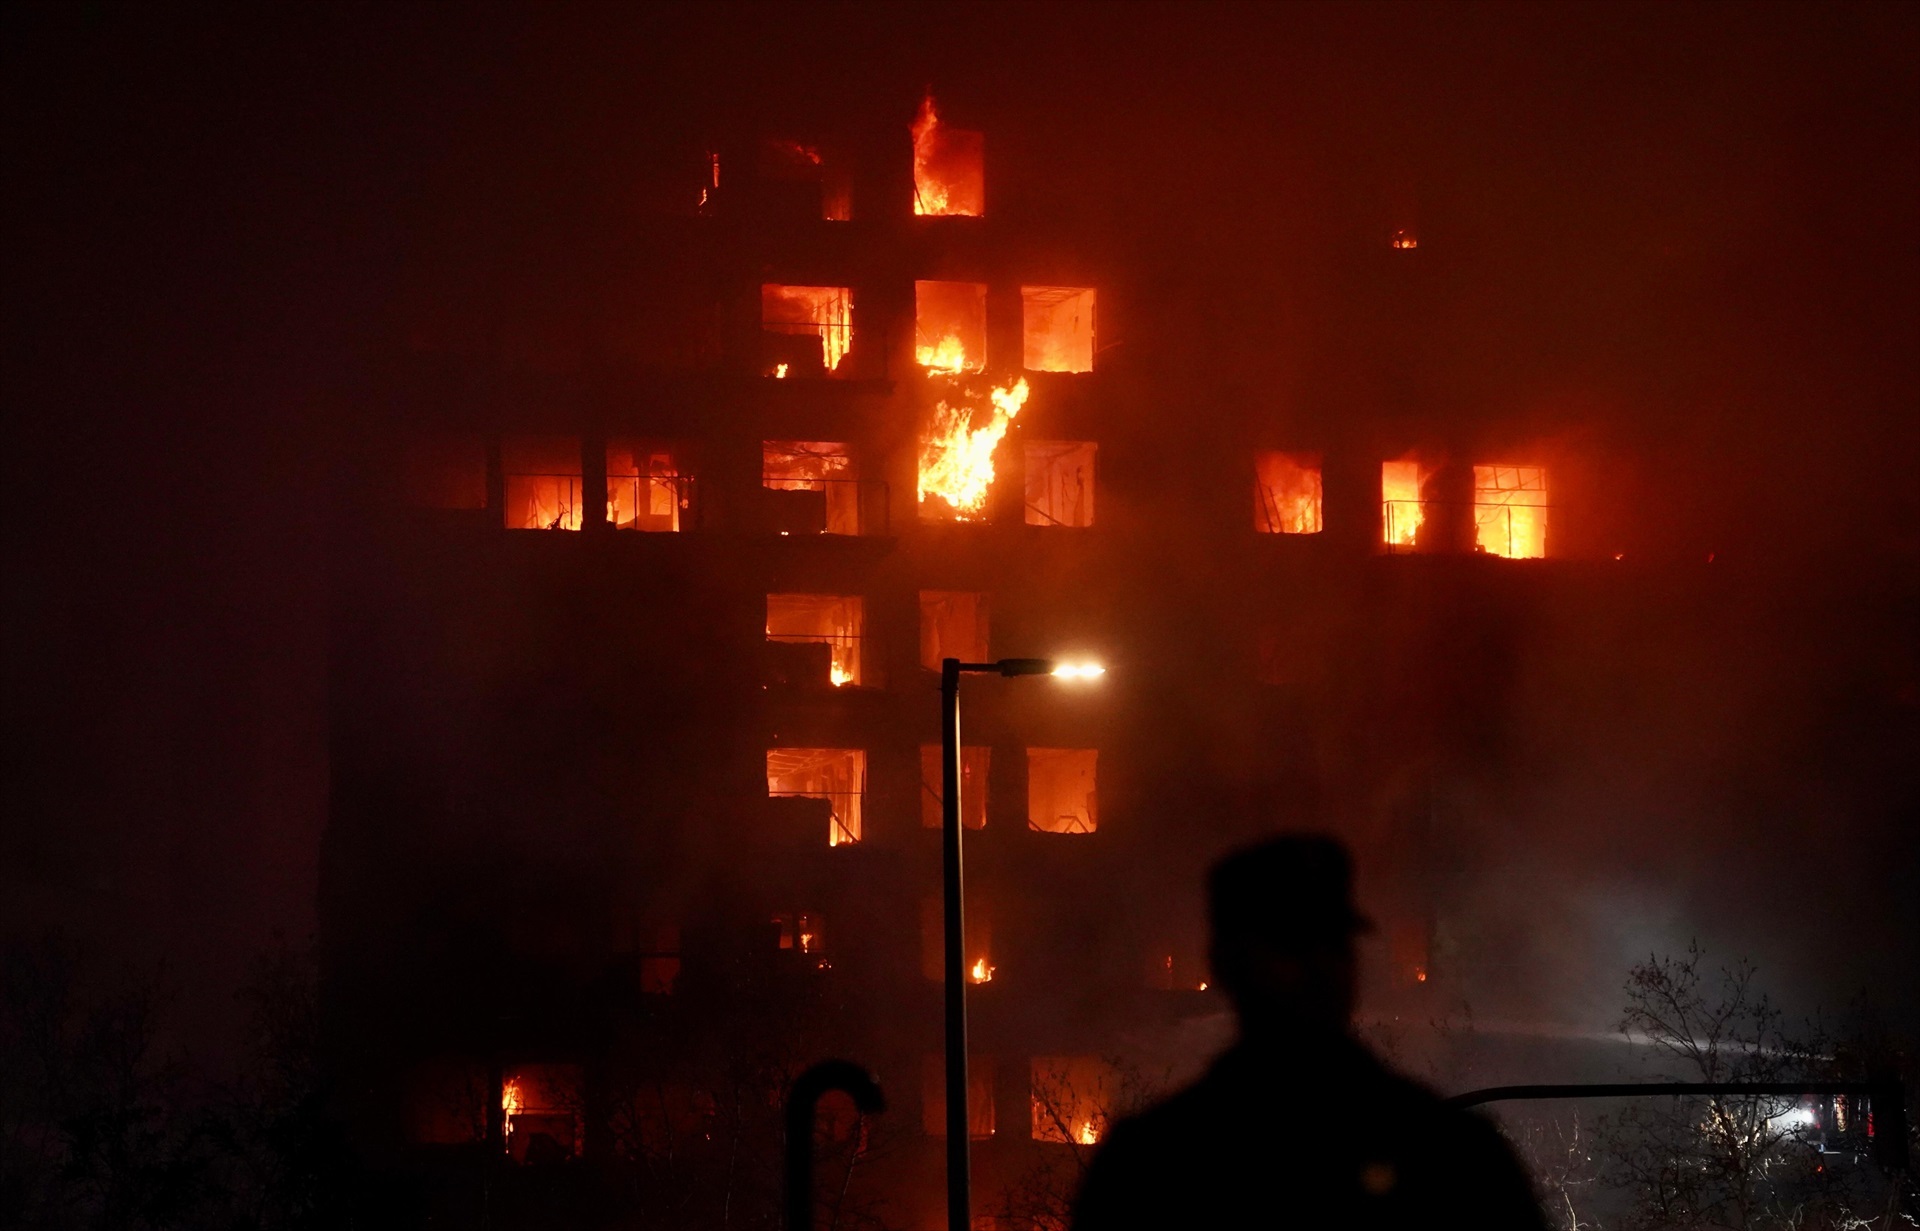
[502,1075,523,1145]
[1076,1121,1099,1145]
[917,331,973,374]
[1382,459,1424,547]
[773,363,789,379]
[919,377,1030,518]
[911,94,982,217]
[912,95,949,216]
[830,664,854,688]
[971,958,993,983]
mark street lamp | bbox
[939,656,1104,1231]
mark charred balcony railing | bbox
[760,477,891,537]
[607,473,698,532]
[1380,499,1555,558]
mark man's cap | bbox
[1208,834,1374,951]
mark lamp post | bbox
[939,656,1104,1231]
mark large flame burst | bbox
[918,376,1030,518]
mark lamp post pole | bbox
[939,657,971,1231]
[938,657,1102,1231]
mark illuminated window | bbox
[921,744,990,830]
[772,911,824,954]
[404,1058,489,1144]
[1381,458,1430,550]
[607,441,687,532]
[1473,465,1548,559]
[916,280,988,373]
[1030,1056,1114,1145]
[920,894,993,982]
[1255,451,1323,534]
[919,590,989,668]
[1028,748,1097,834]
[761,284,852,376]
[502,1064,583,1163]
[638,924,680,995]
[923,1053,996,1138]
[763,441,861,535]
[919,379,1031,521]
[1025,441,1096,528]
[401,434,487,509]
[767,748,866,846]
[911,93,984,217]
[502,436,583,531]
[766,594,865,688]
[759,138,851,221]
[1022,287,1095,373]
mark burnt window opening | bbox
[772,911,825,955]
[1025,440,1097,528]
[638,924,680,995]
[502,1064,584,1163]
[502,436,584,531]
[918,378,1031,522]
[766,593,866,687]
[763,441,863,535]
[920,894,993,982]
[1473,465,1549,559]
[1030,1056,1115,1146]
[921,743,990,830]
[404,1058,490,1145]
[922,1053,997,1139]
[916,280,988,373]
[1027,748,1098,834]
[759,138,851,222]
[401,434,487,510]
[607,442,689,532]
[1022,286,1096,373]
[761,284,853,377]
[919,590,990,669]
[767,748,866,846]
[1381,458,1432,551]
[1255,451,1323,534]
[911,93,984,217]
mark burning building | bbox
[315,74,1899,1229]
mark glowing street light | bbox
[939,656,1103,1231]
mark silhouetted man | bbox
[1072,835,1545,1230]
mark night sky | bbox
[5,1,1917,1060]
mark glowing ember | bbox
[1382,459,1425,547]
[1391,229,1418,249]
[918,377,1030,518]
[971,958,994,983]
[911,93,984,217]
[773,363,789,379]
[1415,966,1429,983]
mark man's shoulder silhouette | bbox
[1074,1037,1543,1230]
